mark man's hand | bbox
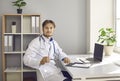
[63,57,70,64]
[40,56,50,65]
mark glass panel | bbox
[116,20,120,47]
[116,0,120,18]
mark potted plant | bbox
[12,0,27,14]
[97,28,116,55]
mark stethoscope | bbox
[39,35,56,54]
[39,35,61,64]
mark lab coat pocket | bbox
[39,62,66,81]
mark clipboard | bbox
[65,62,92,68]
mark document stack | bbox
[4,35,13,52]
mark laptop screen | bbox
[94,43,104,61]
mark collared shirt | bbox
[24,35,68,69]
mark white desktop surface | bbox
[63,53,120,81]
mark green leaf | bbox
[97,27,116,46]
[12,0,26,9]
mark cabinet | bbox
[2,14,41,81]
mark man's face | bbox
[43,23,55,38]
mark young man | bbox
[24,20,72,81]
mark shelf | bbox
[2,14,41,81]
[23,67,36,72]
[4,33,21,35]
[6,72,21,81]
[4,14,40,16]
[4,33,40,35]
[23,72,37,81]
[22,33,40,35]
[5,54,21,69]
[4,67,36,72]
[22,51,26,54]
[4,67,21,72]
[4,51,22,54]
[22,15,40,33]
[4,14,22,16]
[4,15,21,33]
[23,35,39,51]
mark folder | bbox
[4,36,9,52]
[8,35,13,52]
[35,16,40,33]
[31,16,36,33]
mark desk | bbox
[63,54,120,81]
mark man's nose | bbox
[48,29,51,31]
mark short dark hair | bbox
[42,20,56,28]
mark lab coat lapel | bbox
[40,38,46,49]
[48,42,54,59]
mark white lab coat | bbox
[23,35,68,81]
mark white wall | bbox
[0,0,114,80]
[0,0,86,81]
[87,0,114,53]
[0,0,87,54]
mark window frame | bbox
[114,0,120,53]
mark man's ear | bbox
[42,28,44,32]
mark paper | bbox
[66,62,92,68]
[72,63,91,68]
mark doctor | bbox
[24,20,72,81]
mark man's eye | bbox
[45,27,49,29]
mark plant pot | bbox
[17,9,22,14]
[104,45,114,56]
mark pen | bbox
[79,59,86,64]
[74,62,84,64]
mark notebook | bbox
[65,62,92,68]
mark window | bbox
[115,0,120,52]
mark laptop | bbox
[65,43,104,68]
[86,43,104,63]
